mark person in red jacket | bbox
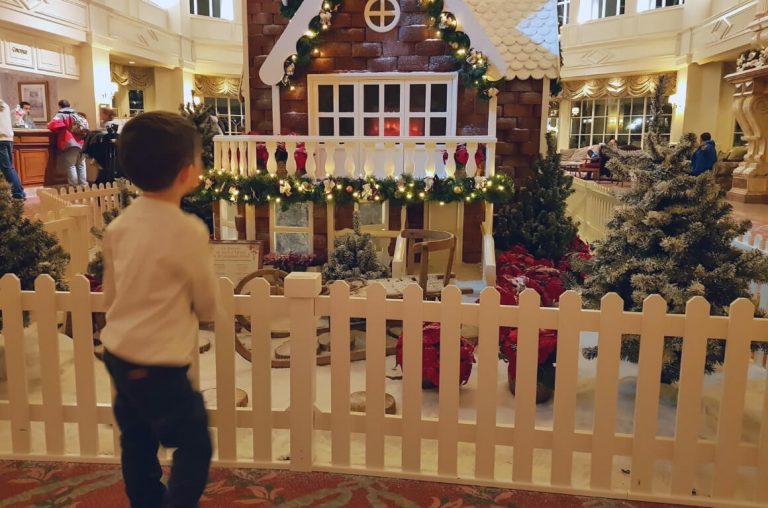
[48,99,89,186]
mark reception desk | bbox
[12,129,66,186]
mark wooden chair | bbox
[400,229,456,293]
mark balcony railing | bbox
[212,135,497,180]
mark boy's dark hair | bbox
[701,132,712,141]
[58,99,70,109]
[19,101,31,108]
[119,111,200,192]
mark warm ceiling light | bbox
[128,61,136,65]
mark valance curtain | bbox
[194,75,242,99]
[110,64,154,89]
[561,73,677,100]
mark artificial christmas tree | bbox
[0,180,69,325]
[578,76,768,384]
[322,211,389,282]
[180,102,216,233]
[493,135,579,260]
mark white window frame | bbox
[557,0,570,25]
[307,73,458,138]
[270,202,314,255]
[189,0,222,18]
[595,0,625,18]
[204,96,245,134]
[364,0,401,33]
[653,0,683,8]
[355,200,390,231]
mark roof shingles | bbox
[463,0,559,80]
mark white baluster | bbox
[445,141,457,178]
[466,142,478,177]
[324,141,337,177]
[486,142,496,177]
[247,140,257,175]
[344,142,356,177]
[403,141,416,176]
[363,142,375,177]
[238,141,247,175]
[425,141,437,177]
[221,141,231,173]
[384,142,396,177]
[266,141,278,176]
[229,141,238,175]
[214,138,222,170]
[286,141,298,175]
[305,141,317,178]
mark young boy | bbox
[101,111,218,508]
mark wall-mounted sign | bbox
[210,240,263,287]
[6,42,34,68]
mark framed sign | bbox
[18,82,50,122]
[210,240,263,286]
[19,81,50,123]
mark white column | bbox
[669,67,687,143]
[153,68,186,112]
[625,0,639,16]
[557,98,572,151]
[569,0,581,24]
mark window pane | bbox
[410,84,426,112]
[594,100,607,117]
[570,118,581,136]
[384,118,400,136]
[384,84,400,112]
[607,99,619,116]
[593,117,605,136]
[276,202,309,227]
[364,85,379,113]
[198,0,210,16]
[275,233,311,254]
[364,118,379,136]
[430,117,446,136]
[190,0,195,14]
[581,100,593,116]
[408,118,425,136]
[319,117,334,136]
[319,85,334,113]
[430,83,448,112]
[204,97,215,108]
[339,118,355,136]
[339,85,354,112]
[212,0,221,17]
[231,101,242,115]
[359,203,384,225]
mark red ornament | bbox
[345,185,353,193]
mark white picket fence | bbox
[566,178,621,243]
[36,206,90,282]
[38,183,133,247]
[1,272,767,507]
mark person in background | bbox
[99,107,118,130]
[48,99,89,187]
[0,98,26,199]
[13,101,36,129]
[101,111,216,508]
[691,132,717,176]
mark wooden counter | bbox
[12,129,65,186]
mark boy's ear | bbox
[176,164,192,183]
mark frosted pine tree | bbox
[493,134,578,260]
[578,76,768,383]
[323,211,389,282]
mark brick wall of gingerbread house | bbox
[246,0,543,181]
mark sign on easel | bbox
[209,240,263,285]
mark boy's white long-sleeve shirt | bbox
[100,197,218,366]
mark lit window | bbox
[272,202,313,254]
[128,90,144,117]
[567,97,671,149]
[310,75,455,137]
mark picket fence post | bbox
[285,272,322,471]
[59,205,91,275]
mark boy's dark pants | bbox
[104,350,212,508]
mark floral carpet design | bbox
[0,461,696,508]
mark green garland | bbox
[198,171,514,209]
[276,0,505,99]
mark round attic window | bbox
[364,0,400,33]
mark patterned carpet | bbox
[0,460,698,508]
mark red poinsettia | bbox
[395,322,476,388]
[500,328,558,380]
